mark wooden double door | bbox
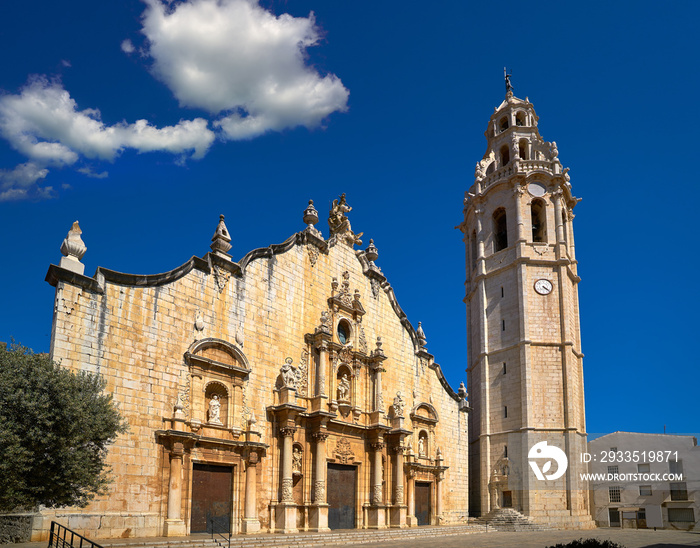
[190,463,233,534]
[327,464,356,530]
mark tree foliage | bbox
[0,342,127,511]
[547,539,625,548]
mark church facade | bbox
[33,87,593,539]
[40,196,469,539]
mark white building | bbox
[588,432,699,530]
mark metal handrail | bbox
[209,515,231,548]
[47,521,104,548]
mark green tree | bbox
[0,342,127,511]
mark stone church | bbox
[36,86,591,539]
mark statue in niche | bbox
[329,193,363,245]
[418,435,426,457]
[208,394,222,425]
[392,391,405,417]
[280,357,297,388]
[337,374,350,401]
[292,446,302,474]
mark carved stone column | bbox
[514,185,525,243]
[367,441,386,529]
[241,451,261,533]
[374,365,384,412]
[317,342,328,397]
[475,207,486,276]
[552,189,566,254]
[390,445,407,528]
[406,470,417,527]
[309,431,330,532]
[436,472,444,523]
[164,442,187,536]
[280,427,295,502]
[275,427,298,533]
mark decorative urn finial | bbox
[210,214,232,259]
[59,221,87,275]
[416,322,427,347]
[303,199,319,229]
[365,239,379,264]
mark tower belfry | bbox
[461,85,594,528]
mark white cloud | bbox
[0,162,51,202]
[0,77,216,166]
[77,166,109,179]
[141,0,349,139]
[121,39,136,54]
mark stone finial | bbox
[365,239,378,263]
[373,336,385,357]
[59,221,87,275]
[303,199,319,229]
[316,310,331,334]
[210,214,232,259]
[416,322,427,347]
[458,381,468,401]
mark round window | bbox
[337,321,350,344]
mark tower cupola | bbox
[472,86,569,196]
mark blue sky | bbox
[0,1,698,436]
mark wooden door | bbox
[327,464,356,530]
[190,464,233,534]
[502,490,512,508]
[415,482,431,525]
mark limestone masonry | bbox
[35,88,592,539]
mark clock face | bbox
[534,279,553,295]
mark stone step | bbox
[101,525,488,548]
[479,508,553,532]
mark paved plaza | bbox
[351,529,700,548]
[6,528,700,548]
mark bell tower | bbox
[461,78,593,527]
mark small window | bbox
[668,508,695,522]
[531,199,546,243]
[518,139,528,160]
[493,208,508,252]
[503,363,507,375]
[608,465,619,475]
[337,320,351,345]
[500,116,509,132]
[609,486,621,503]
[670,459,683,475]
[500,144,510,166]
[610,447,618,453]
[504,445,508,458]
[504,406,508,418]
[502,319,506,331]
[638,463,650,474]
[670,482,688,501]
[501,286,504,298]
[639,485,652,496]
